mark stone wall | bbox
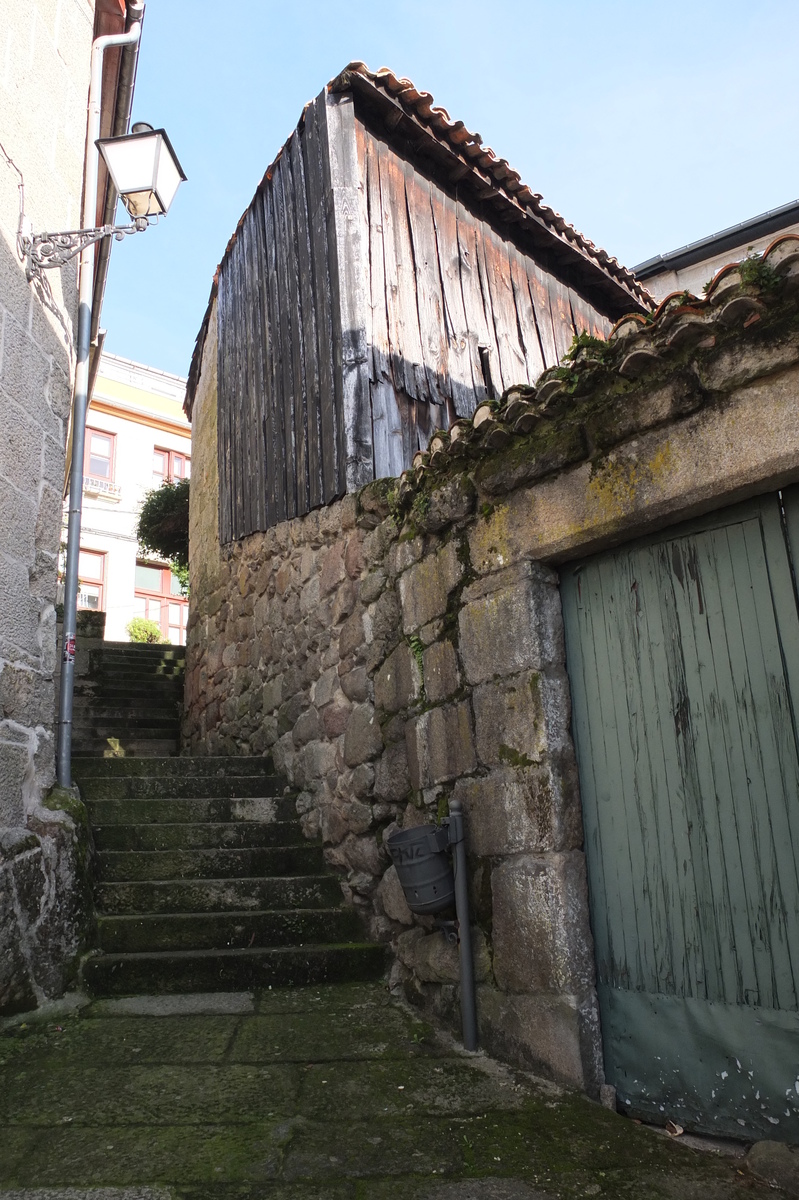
[0,0,96,1011]
[185,249,799,1093]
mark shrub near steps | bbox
[73,755,385,994]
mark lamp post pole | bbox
[56,19,142,787]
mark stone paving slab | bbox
[0,983,787,1199]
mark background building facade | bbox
[74,351,190,644]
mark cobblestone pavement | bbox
[0,983,785,1198]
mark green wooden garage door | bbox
[561,490,799,1140]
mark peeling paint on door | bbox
[562,489,799,1141]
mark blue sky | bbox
[100,0,799,378]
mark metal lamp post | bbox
[21,20,186,787]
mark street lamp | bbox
[22,122,185,280]
[36,12,187,788]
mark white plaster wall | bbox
[642,220,799,302]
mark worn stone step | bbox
[96,641,185,657]
[72,721,180,739]
[71,703,179,720]
[71,739,180,758]
[78,774,289,800]
[95,874,345,915]
[77,678,185,694]
[81,943,386,995]
[95,844,325,882]
[85,794,298,826]
[73,756,274,778]
[96,907,363,953]
[92,820,301,852]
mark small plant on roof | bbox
[738,251,781,294]
[562,329,609,362]
[136,478,190,595]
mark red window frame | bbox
[153,447,191,485]
[133,561,188,645]
[77,549,106,611]
[84,428,116,482]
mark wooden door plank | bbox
[455,203,497,399]
[322,94,372,493]
[525,260,560,369]
[403,164,450,410]
[509,246,546,385]
[431,189,477,416]
[303,96,339,504]
[636,539,719,1000]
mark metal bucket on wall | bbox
[386,824,455,915]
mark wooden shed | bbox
[185,63,651,542]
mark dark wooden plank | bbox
[279,142,308,517]
[455,201,497,399]
[431,189,477,416]
[549,272,578,362]
[403,163,450,411]
[291,129,322,510]
[322,93,372,494]
[262,180,286,525]
[215,276,231,543]
[481,225,527,390]
[303,96,339,504]
[525,260,559,369]
[472,217,507,393]
[226,240,244,539]
[509,245,546,384]
[246,200,269,532]
[252,188,276,530]
[376,140,427,404]
[237,212,257,535]
[272,153,297,520]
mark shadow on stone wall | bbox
[0,229,91,1014]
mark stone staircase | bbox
[73,755,385,995]
[71,642,184,756]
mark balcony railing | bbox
[83,474,121,499]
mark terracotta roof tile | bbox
[394,237,799,493]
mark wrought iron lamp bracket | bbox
[22,216,149,280]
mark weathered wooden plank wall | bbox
[216,92,614,539]
[355,124,612,479]
[216,94,345,542]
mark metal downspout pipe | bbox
[56,16,143,787]
[91,0,144,341]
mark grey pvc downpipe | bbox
[91,0,144,341]
[56,15,143,787]
[449,797,478,1051]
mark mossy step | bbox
[70,700,177,715]
[85,794,298,826]
[72,722,180,738]
[72,755,275,778]
[71,738,179,757]
[97,640,185,656]
[96,907,363,953]
[93,819,300,851]
[82,943,387,995]
[95,874,343,915]
[95,844,325,883]
[79,775,289,800]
